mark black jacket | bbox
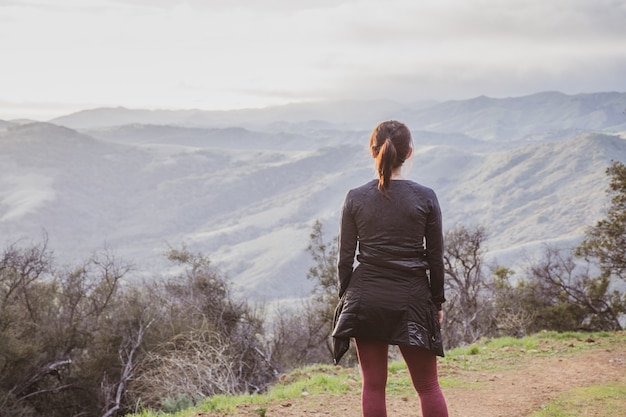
[337,179,445,309]
[332,179,446,364]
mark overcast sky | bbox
[2,0,626,120]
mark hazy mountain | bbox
[49,99,413,131]
[50,92,626,141]
[0,120,17,130]
[2,92,626,303]
[398,91,626,141]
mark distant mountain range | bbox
[2,91,626,302]
[49,91,626,140]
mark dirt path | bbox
[197,340,626,417]
[442,348,626,417]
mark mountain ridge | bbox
[47,92,626,141]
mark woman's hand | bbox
[438,310,443,324]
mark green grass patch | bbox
[126,364,361,417]
[439,330,626,373]
[386,357,477,391]
[388,360,407,374]
[386,370,414,395]
[528,384,626,417]
[265,365,355,399]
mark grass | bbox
[126,365,362,417]
[528,384,626,417]
[125,331,626,417]
[437,330,625,374]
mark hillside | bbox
[2,92,626,301]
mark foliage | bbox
[127,246,276,410]
[522,245,624,331]
[576,160,626,281]
[0,241,275,417]
[304,220,340,358]
[306,220,339,307]
[498,161,626,333]
[0,236,132,417]
[491,266,536,337]
[444,220,625,343]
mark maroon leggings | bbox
[355,338,448,417]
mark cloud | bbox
[297,0,626,100]
[104,0,356,13]
[1,0,625,119]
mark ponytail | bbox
[375,138,397,199]
[369,120,412,200]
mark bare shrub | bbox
[443,224,495,348]
[129,331,239,408]
[268,300,332,371]
[496,310,537,338]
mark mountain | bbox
[2,92,626,302]
[50,92,626,141]
[399,91,626,141]
[0,120,17,130]
[49,99,413,131]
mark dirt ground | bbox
[196,340,626,417]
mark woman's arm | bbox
[425,190,445,310]
[337,193,357,297]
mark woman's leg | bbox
[398,345,448,417]
[355,338,389,417]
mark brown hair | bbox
[369,120,412,199]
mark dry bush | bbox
[268,300,333,371]
[496,310,537,338]
[129,330,238,408]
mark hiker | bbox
[332,120,449,417]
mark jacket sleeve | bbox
[337,192,357,298]
[425,190,445,310]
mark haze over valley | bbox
[2,91,626,302]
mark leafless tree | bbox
[443,224,494,347]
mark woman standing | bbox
[332,120,448,417]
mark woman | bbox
[332,120,448,417]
